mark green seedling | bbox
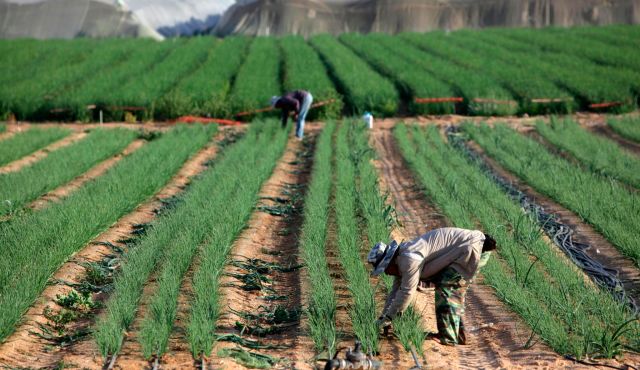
[590,318,640,359]
[55,289,96,314]
[42,306,78,336]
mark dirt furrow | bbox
[586,123,640,156]
[210,133,317,369]
[466,141,640,312]
[0,131,87,174]
[160,249,201,370]
[371,128,581,370]
[0,132,223,370]
[326,214,355,346]
[28,139,145,211]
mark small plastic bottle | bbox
[363,112,373,129]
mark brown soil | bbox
[209,132,318,369]
[0,131,87,174]
[586,124,640,156]
[370,128,596,369]
[0,131,224,370]
[29,139,145,211]
[466,140,640,311]
[325,214,357,351]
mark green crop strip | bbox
[5,39,141,121]
[0,127,71,166]
[56,40,177,122]
[0,128,137,216]
[186,121,289,358]
[464,123,640,267]
[0,124,216,342]
[118,37,213,121]
[229,37,282,116]
[334,122,379,352]
[339,34,455,115]
[394,123,639,358]
[368,33,521,116]
[608,116,640,143]
[94,121,286,358]
[173,36,251,118]
[297,121,338,356]
[280,36,342,120]
[506,28,640,76]
[345,121,426,355]
[481,30,638,109]
[536,118,640,189]
[310,35,398,117]
[0,124,5,134]
[435,30,575,115]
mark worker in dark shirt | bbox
[270,90,313,139]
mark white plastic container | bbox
[363,112,373,129]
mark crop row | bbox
[309,35,399,117]
[394,123,639,358]
[464,124,640,266]
[0,124,217,342]
[228,37,282,117]
[56,40,177,122]
[280,36,342,119]
[299,121,338,356]
[469,30,639,109]
[2,39,141,121]
[608,116,640,143]
[94,121,288,358]
[0,128,137,216]
[0,126,71,166]
[334,122,379,352]
[535,119,640,189]
[171,36,251,118]
[339,34,455,115]
[347,121,426,354]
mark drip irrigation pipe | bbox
[446,127,638,314]
[563,355,638,370]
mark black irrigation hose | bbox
[446,127,638,314]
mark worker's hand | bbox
[376,315,392,329]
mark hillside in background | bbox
[213,0,640,36]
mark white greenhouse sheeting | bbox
[0,0,237,39]
[0,0,163,39]
[125,0,235,31]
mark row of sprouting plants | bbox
[0,124,219,342]
[93,121,289,361]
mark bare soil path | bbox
[371,128,588,369]
[209,132,318,369]
[585,123,640,156]
[0,131,225,370]
[0,131,87,174]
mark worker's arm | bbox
[384,255,421,318]
[381,276,401,317]
[281,109,289,127]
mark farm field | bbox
[1,25,639,122]
[0,112,639,369]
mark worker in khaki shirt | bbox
[367,227,497,345]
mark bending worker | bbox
[368,227,497,345]
[270,90,313,139]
